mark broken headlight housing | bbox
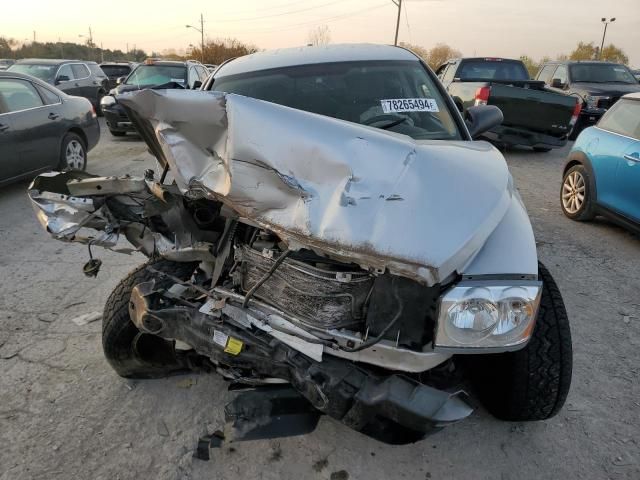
[434,281,542,352]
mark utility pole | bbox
[599,17,616,60]
[100,42,104,63]
[392,0,402,46]
[186,13,205,63]
[201,13,205,63]
[33,30,36,43]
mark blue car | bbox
[561,92,640,232]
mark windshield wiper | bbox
[377,117,407,130]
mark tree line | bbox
[0,36,258,66]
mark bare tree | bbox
[307,25,331,46]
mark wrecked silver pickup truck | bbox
[28,45,572,443]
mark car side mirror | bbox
[55,75,70,85]
[116,76,126,85]
[464,105,503,139]
[551,78,564,88]
[192,80,202,89]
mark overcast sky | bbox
[3,0,639,66]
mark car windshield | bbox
[125,65,186,87]
[457,60,530,81]
[101,65,131,78]
[570,64,637,84]
[8,63,57,82]
[212,60,461,140]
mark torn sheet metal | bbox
[119,89,513,285]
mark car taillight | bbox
[474,86,491,106]
[569,100,581,127]
[91,104,97,118]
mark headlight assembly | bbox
[100,95,116,107]
[434,281,541,352]
[584,95,609,110]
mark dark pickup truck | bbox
[437,57,580,151]
[535,61,640,139]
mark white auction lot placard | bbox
[380,98,439,113]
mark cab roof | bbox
[216,43,419,77]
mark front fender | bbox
[461,186,538,278]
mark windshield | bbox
[125,65,186,87]
[8,64,57,82]
[211,60,461,140]
[570,64,636,84]
[457,60,530,81]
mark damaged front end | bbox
[28,89,542,443]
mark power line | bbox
[238,2,390,34]
[403,0,412,43]
[214,0,350,23]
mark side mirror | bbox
[551,78,564,88]
[116,76,126,85]
[192,80,202,89]
[55,75,70,85]
[465,105,503,139]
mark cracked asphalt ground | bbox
[1,119,638,480]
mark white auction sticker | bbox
[212,330,229,348]
[380,98,439,113]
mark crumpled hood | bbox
[118,89,514,285]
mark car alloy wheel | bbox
[65,139,86,170]
[561,170,585,214]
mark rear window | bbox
[457,60,530,81]
[212,60,461,141]
[598,99,640,139]
[101,65,131,78]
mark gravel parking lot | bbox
[1,119,638,480]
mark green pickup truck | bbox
[436,57,581,151]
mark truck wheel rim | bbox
[66,140,85,170]
[562,171,585,214]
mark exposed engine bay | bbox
[27,88,555,442]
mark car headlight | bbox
[434,281,541,352]
[584,95,609,110]
[100,95,116,107]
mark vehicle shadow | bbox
[0,179,33,203]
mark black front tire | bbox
[464,262,573,421]
[102,258,198,378]
[533,147,551,153]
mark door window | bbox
[442,63,457,83]
[35,84,61,105]
[57,64,74,81]
[553,65,568,85]
[188,66,199,88]
[598,99,640,139]
[0,78,44,112]
[71,64,90,79]
[537,65,557,84]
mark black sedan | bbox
[0,71,100,187]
